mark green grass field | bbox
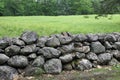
[0,14,120,37]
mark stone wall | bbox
[0,31,120,80]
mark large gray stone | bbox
[8,56,28,68]
[76,59,93,71]
[57,43,74,54]
[38,47,61,59]
[44,59,62,74]
[45,37,60,47]
[5,45,20,56]
[74,34,87,42]
[36,36,48,48]
[114,42,120,50]
[0,38,9,49]
[21,44,36,55]
[108,58,119,66]
[20,31,39,44]
[104,34,117,42]
[98,53,112,65]
[12,38,25,46]
[0,54,9,64]
[91,42,105,54]
[0,66,18,80]
[32,56,45,67]
[87,34,98,42]
[86,52,98,61]
[59,54,73,63]
[58,35,72,44]
[75,46,90,53]
[111,50,120,61]
[104,41,112,49]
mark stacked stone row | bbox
[0,31,120,80]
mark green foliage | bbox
[0,0,119,16]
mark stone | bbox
[0,66,18,80]
[74,34,87,42]
[58,35,72,44]
[91,42,105,54]
[104,41,112,49]
[57,43,74,54]
[114,42,120,50]
[59,54,73,63]
[74,42,83,47]
[87,34,98,42]
[111,50,120,61]
[28,53,37,60]
[20,31,39,44]
[0,54,9,64]
[38,47,61,59]
[86,52,98,61]
[83,42,90,46]
[8,56,28,68]
[21,44,36,55]
[104,34,117,42]
[24,66,44,76]
[75,46,90,53]
[75,52,85,59]
[98,53,112,65]
[0,38,9,49]
[36,36,48,48]
[32,56,45,67]
[108,58,119,66]
[45,37,60,47]
[12,38,25,46]
[76,59,93,71]
[5,45,20,56]
[63,63,73,70]
[44,59,62,74]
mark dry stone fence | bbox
[0,31,120,80]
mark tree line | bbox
[0,0,119,16]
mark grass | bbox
[0,14,120,37]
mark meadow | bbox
[0,14,120,37]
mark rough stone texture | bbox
[44,59,62,74]
[111,50,120,61]
[8,56,28,68]
[57,43,74,54]
[75,52,85,59]
[36,36,48,48]
[87,34,98,42]
[114,42,120,50]
[21,44,36,55]
[5,45,20,56]
[32,56,45,67]
[63,63,73,70]
[104,34,117,42]
[76,59,93,71]
[104,41,112,49]
[108,58,119,66]
[98,53,112,65]
[0,54,9,64]
[75,46,90,53]
[38,47,61,59]
[20,31,38,44]
[45,37,60,47]
[58,35,72,44]
[74,34,87,42]
[0,38,9,49]
[91,42,105,54]
[0,66,18,80]
[86,52,98,61]
[28,53,37,60]
[12,38,25,46]
[59,54,73,63]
